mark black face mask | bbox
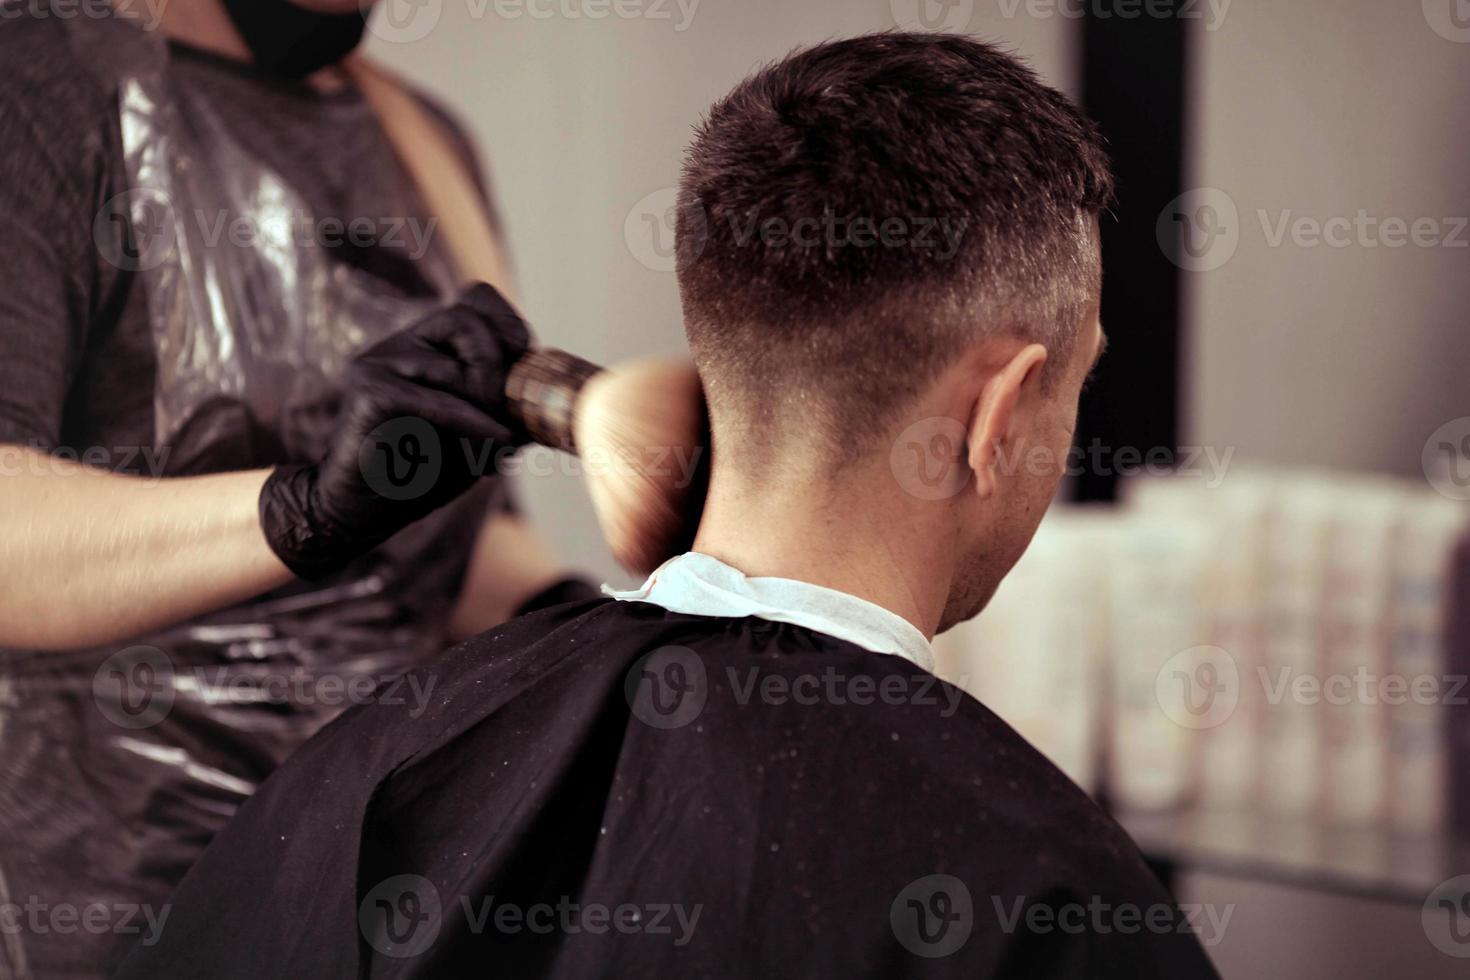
[219,0,369,80]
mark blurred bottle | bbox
[1391,492,1470,834]
[1257,474,1336,818]
[934,508,1111,794]
[1195,468,1272,813]
[1319,480,1402,827]
[1106,485,1214,812]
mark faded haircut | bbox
[675,32,1113,461]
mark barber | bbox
[0,1,700,977]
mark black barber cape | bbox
[115,597,1219,979]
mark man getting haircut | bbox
[117,33,1219,979]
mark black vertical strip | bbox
[1448,536,1470,837]
[1073,12,1189,502]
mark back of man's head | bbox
[676,32,1112,468]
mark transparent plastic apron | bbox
[0,17,509,979]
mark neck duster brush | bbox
[507,350,709,575]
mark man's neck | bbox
[690,457,960,641]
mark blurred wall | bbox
[1184,0,1470,478]
[365,0,1079,585]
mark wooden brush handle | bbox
[506,348,605,453]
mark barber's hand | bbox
[260,283,531,579]
[574,358,709,575]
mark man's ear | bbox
[965,343,1049,499]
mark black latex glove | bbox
[260,283,531,580]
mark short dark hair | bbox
[676,32,1112,459]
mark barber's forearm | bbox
[0,447,293,650]
[447,511,566,641]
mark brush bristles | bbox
[573,359,708,573]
